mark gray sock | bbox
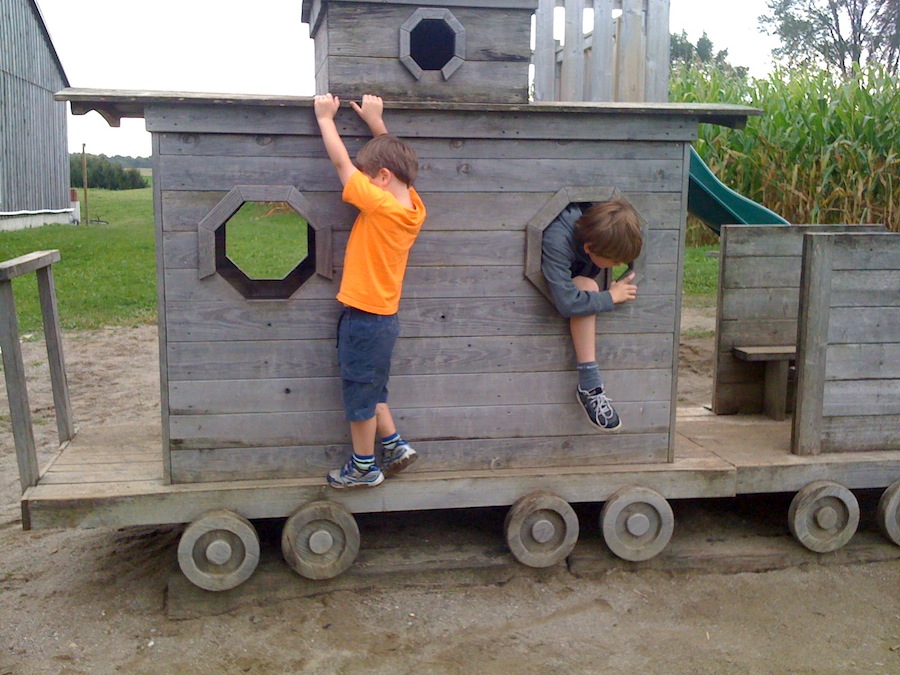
[576,362,603,391]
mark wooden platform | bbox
[22,412,900,531]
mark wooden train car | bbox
[2,0,898,591]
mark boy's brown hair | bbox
[355,134,419,186]
[575,199,643,263]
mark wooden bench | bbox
[732,345,796,421]
[713,224,887,419]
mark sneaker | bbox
[577,385,622,432]
[327,458,385,489]
[381,441,418,477]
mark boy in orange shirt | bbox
[314,93,427,489]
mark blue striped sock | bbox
[351,453,375,472]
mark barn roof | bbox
[30,0,70,87]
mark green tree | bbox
[760,0,899,76]
[670,31,750,79]
[70,154,147,190]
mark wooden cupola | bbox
[302,0,538,103]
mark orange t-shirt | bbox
[337,170,426,315]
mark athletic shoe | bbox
[577,385,622,432]
[382,441,418,477]
[327,458,385,489]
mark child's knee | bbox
[572,275,600,293]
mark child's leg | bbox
[376,402,418,476]
[570,276,621,431]
[570,276,603,391]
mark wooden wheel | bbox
[282,501,360,580]
[177,509,260,592]
[504,491,579,568]
[788,481,859,553]
[600,486,674,561]
[876,480,900,546]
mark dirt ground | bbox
[1,308,898,674]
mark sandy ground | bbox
[1,309,898,674]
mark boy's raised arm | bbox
[314,93,357,186]
[350,94,389,137]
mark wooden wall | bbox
[712,224,887,416]
[149,102,696,483]
[305,0,536,103]
[793,232,900,454]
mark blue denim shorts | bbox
[336,307,400,422]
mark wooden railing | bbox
[532,0,670,103]
[0,250,74,493]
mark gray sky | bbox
[37,0,779,157]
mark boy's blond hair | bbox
[355,134,419,186]
[575,199,643,263]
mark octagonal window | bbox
[525,187,648,305]
[225,202,308,280]
[400,8,466,80]
[197,185,331,300]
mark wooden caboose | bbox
[4,0,894,591]
[80,0,751,487]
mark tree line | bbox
[70,154,147,190]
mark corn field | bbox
[671,65,899,239]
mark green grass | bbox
[0,187,157,332]
[1,188,721,333]
[226,202,309,279]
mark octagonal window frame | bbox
[198,185,332,300]
[525,186,649,305]
[400,7,466,81]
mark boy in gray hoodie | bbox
[541,200,643,431]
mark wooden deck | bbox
[22,413,900,531]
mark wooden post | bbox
[533,0,557,101]
[0,280,39,492]
[36,265,75,444]
[616,0,645,102]
[81,144,89,226]
[590,0,616,101]
[560,0,586,100]
[792,234,834,455]
[644,0,670,102]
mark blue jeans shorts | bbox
[336,307,400,422]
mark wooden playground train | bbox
[1,0,897,591]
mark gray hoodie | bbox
[540,204,615,318]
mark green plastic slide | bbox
[687,147,788,234]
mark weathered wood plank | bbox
[164,295,677,342]
[23,451,738,529]
[823,379,899,417]
[167,333,674,380]
[827,307,900,343]
[169,401,672,449]
[325,57,529,104]
[821,416,900,452]
[826,343,900,379]
[169,432,671,482]
[161,227,681,271]
[168,369,671,415]
[721,256,801,290]
[157,154,686,193]
[722,224,886,257]
[146,103,700,141]
[829,231,900,270]
[157,133,685,162]
[830,269,900,306]
[720,288,800,322]
[0,250,60,281]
